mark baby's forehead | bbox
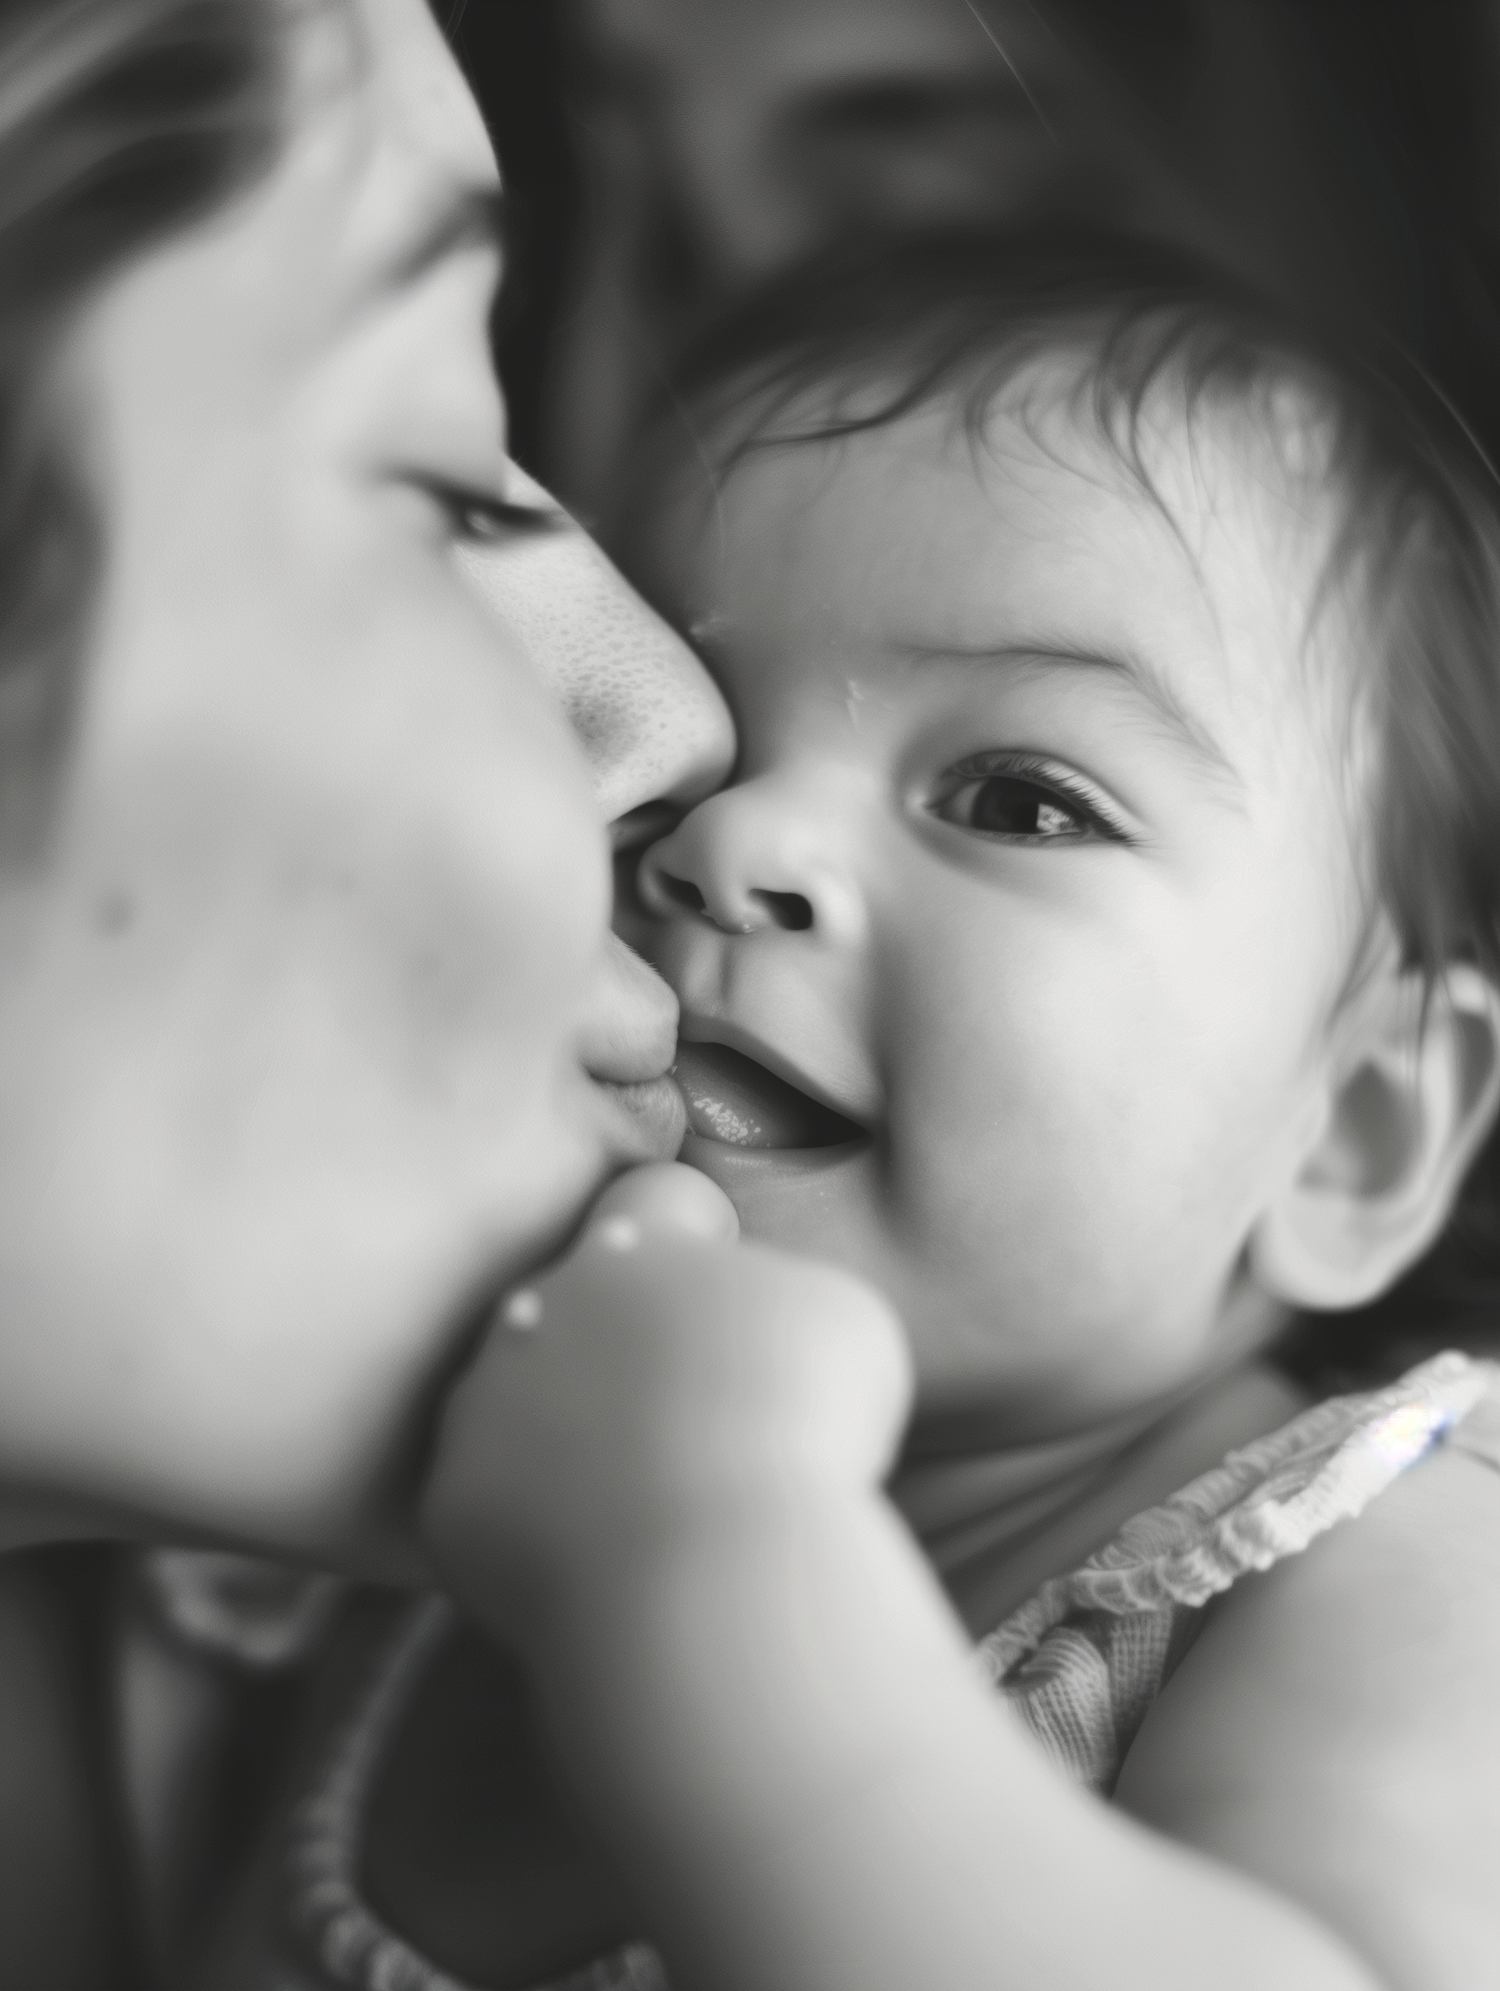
[689,366,1361,780]
[1060,366,1367,779]
[977,354,1350,633]
[662,365,1378,951]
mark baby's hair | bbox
[616,226,1500,1378]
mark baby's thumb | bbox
[585,1162,740,1246]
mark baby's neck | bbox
[893,1358,1310,1636]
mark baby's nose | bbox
[649,863,814,935]
[639,788,864,944]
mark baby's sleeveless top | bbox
[278,1351,1500,1991]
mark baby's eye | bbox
[950,774,1081,839]
[931,756,1126,844]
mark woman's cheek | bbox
[455,527,733,824]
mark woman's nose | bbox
[639,786,864,944]
[455,485,734,827]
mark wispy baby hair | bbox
[625,225,1500,994]
[618,225,1500,1370]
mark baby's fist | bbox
[422,1165,911,1649]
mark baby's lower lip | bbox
[672,1041,863,1150]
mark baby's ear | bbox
[1251,964,1500,1311]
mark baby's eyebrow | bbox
[910,639,1243,793]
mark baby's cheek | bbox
[880,954,1252,1379]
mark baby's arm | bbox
[422,1170,1483,1991]
[1115,1435,1500,1990]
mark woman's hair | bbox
[0,0,305,845]
[616,226,1500,1383]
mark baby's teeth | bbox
[690,1094,760,1147]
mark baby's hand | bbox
[422,1164,911,1656]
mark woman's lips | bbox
[597,1074,688,1163]
[672,1041,863,1150]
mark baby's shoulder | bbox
[1213,1354,1500,1673]
[1125,1357,1500,1772]
[1116,1368,1500,1982]
[1152,1385,1500,1724]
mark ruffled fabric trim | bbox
[138,1549,347,1670]
[284,1596,669,1991]
[978,1350,1489,1686]
[973,1352,1494,1792]
[976,1353,1482,1680]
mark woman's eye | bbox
[932,761,1124,844]
[415,477,564,545]
[466,496,561,543]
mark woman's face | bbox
[0,0,731,1570]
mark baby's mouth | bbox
[672,1041,864,1151]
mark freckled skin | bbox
[454,466,729,824]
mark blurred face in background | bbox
[547,0,1500,509]
[568,0,1213,279]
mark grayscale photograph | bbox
[0,4,1496,1987]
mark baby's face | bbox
[640,381,1365,1444]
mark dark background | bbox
[445,2,578,471]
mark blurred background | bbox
[8,4,1500,1986]
[454,0,1500,513]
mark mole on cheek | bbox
[94,889,136,936]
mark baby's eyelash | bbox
[935,751,1132,844]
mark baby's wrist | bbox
[526,1489,974,1837]
[510,1476,867,1659]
